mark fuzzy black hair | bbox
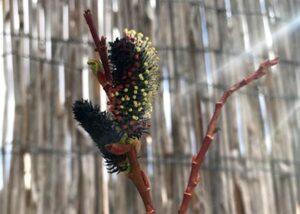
[72,99,128,173]
[109,37,136,86]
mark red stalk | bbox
[178,58,279,213]
[107,142,155,213]
[84,10,112,83]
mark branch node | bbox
[241,78,248,85]
[215,102,223,108]
[184,192,192,197]
[192,156,198,165]
[146,208,156,214]
[205,135,214,141]
[192,178,200,185]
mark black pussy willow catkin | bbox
[72,99,128,173]
[73,29,159,173]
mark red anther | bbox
[109,87,116,93]
[108,94,114,101]
[130,120,136,126]
[128,72,133,77]
[112,104,120,110]
[134,54,139,60]
[122,125,128,129]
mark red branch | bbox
[84,9,112,84]
[178,58,279,214]
[107,142,155,213]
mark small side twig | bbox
[106,142,155,214]
[178,58,279,214]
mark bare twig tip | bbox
[270,57,280,65]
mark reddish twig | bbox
[178,58,279,214]
[84,9,112,83]
[106,142,155,214]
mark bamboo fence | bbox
[1,0,300,213]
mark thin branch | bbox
[178,58,280,214]
[106,143,156,213]
[84,9,112,84]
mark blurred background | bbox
[1,0,300,213]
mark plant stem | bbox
[84,9,112,83]
[106,143,155,213]
[127,146,155,213]
[178,58,279,214]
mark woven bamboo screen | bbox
[1,0,300,213]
